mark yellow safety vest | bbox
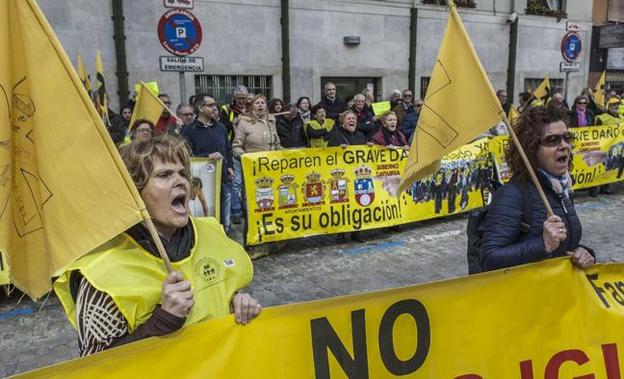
[305,119,335,148]
[595,113,623,126]
[54,217,252,332]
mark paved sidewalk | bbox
[1,184,623,377]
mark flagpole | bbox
[501,114,555,218]
[141,211,174,273]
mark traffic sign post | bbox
[157,9,203,106]
[560,32,582,104]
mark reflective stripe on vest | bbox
[54,217,252,332]
[596,113,622,126]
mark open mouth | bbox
[556,155,569,165]
[171,193,187,214]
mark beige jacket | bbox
[232,114,283,157]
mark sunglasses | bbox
[541,131,574,147]
[415,103,424,107]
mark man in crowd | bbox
[183,94,234,234]
[168,103,195,136]
[496,89,511,114]
[596,97,624,126]
[220,85,249,225]
[394,89,416,128]
[154,93,177,135]
[351,93,377,140]
[318,82,346,121]
[400,97,423,142]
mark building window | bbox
[526,0,567,19]
[320,77,382,103]
[194,75,272,105]
[420,77,430,100]
[422,0,476,8]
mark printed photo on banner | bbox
[190,158,222,219]
[569,124,624,189]
[241,139,493,246]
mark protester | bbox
[220,85,249,225]
[129,119,154,143]
[401,98,422,142]
[318,81,347,120]
[481,106,595,271]
[296,96,312,124]
[154,94,177,135]
[568,95,594,128]
[393,89,414,126]
[233,94,283,157]
[371,111,409,148]
[351,93,378,140]
[54,135,261,356]
[183,95,235,234]
[595,97,624,126]
[269,98,284,114]
[328,110,371,242]
[389,89,402,109]
[363,88,375,106]
[306,104,335,148]
[120,105,132,128]
[581,87,602,115]
[172,103,195,132]
[276,104,307,148]
[549,88,570,111]
[496,89,511,114]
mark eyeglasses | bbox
[201,103,218,108]
[404,94,413,98]
[415,103,424,107]
[180,112,195,117]
[541,131,574,147]
[136,128,151,134]
[576,101,587,105]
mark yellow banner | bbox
[17,258,624,378]
[0,250,9,286]
[492,125,624,189]
[569,124,624,189]
[242,139,492,245]
[371,101,390,116]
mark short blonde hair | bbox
[120,134,191,192]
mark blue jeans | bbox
[220,181,232,234]
[230,158,243,216]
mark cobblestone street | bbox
[1,184,623,377]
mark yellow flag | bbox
[0,0,146,299]
[95,49,109,122]
[594,71,606,108]
[533,76,550,100]
[399,3,503,194]
[76,53,92,93]
[129,82,166,130]
[507,105,520,126]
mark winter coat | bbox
[232,114,283,157]
[481,173,592,271]
[276,115,307,148]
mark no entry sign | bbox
[157,9,202,56]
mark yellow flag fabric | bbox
[594,71,606,108]
[533,76,550,100]
[399,4,503,194]
[508,104,520,126]
[15,259,624,378]
[129,82,166,130]
[76,53,92,93]
[95,49,109,122]
[133,81,159,97]
[0,0,145,299]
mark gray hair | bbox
[232,85,248,96]
[176,103,193,114]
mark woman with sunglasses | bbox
[480,106,595,271]
[568,95,595,127]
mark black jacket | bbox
[481,174,591,271]
[276,115,307,148]
[318,96,347,120]
[327,126,367,147]
[568,108,595,127]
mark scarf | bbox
[539,169,573,199]
[381,127,405,146]
[126,220,195,262]
[299,110,311,123]
[576,108,587,127]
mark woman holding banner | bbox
[54,135,261,356]
[481,106,595,271]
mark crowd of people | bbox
[103,83,424,239]
[98,81,624,242]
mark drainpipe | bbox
[112,0,129,107]
[506,16,518,105]
[408,7,418,92]
[281,0,291,103]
